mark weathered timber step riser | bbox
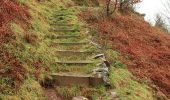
[52,14,73,18]
[55,52,93,55]
[56,50,95,54]
[52,27,74,29]
[50,16,73,19]
[55,61,94,64]
[53,35,81,39]
[52,75,104,87]
[50,46,85,50]
[49,29,77,32]
[53,13,73,16]
[51,42,89,45]
[56,63,94,65]
[47,35,82,39]
[56,57,92,61]
[51,20,72,24]
[50,23,75,26]
[55,53,95,60]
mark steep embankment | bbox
[0,0,60,99]
[80,9,170,98]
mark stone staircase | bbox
[47,8,105,87]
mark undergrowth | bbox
[0,0,159,99]
[79,7,154,99]
[104,49,154,100]
[81,5,170,98]
[56,85,106,100]
[0,0,64,99]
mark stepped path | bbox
[44,8,104,100]
[50,8,104,85]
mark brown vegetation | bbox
[79,10,170,97]
[0,0,30,89]
[0,0,29,45]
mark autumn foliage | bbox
[80,10,170,97]
[0,0,29,89]
[0,0,29,44]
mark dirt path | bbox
[44,89,62,100]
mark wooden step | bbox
[54,35,80,38]
[50,28,76,32]
[55,61,94,64]
[51,73,104,87]
[51,21,70,24]
[51,42,88,45]
[50,23,75,26]
[47,35,81,39]
[54,13,73,16]
[52,16,72,20]
[56,50,94,53]
[55,54,93,61]
[50,23,74,26]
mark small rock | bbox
[72,96,88,100]
[110,92,117,99]
[94,54,105,59]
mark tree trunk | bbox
[106,0,111,16]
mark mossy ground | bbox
[0,0,62,99]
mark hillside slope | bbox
[0,0,169,99]
[0,0,59,99]
[80,9,170,98]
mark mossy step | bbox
[51,72,103,86]
[51,20,71,24]
[50,23,75,26]
[55,50,99,55]
[52,26,75,29]
[50,28,77,32]
[54,13,74,16]
[51,42,89,45]
[52,72,91,77]
[55,54,94,61]
[52,35,81,39]
[51,44,98,51]
[55,50,95,53]
[53,32,80,36]
[55,61,94,64]
[55,63,96,73]
[51,16,74,20]
[52,38,86,43]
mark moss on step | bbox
[54,63,96,74]
[52,37,86,42]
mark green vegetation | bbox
[0,0,63,99]
[109,68,153,100]
[0,78,44,100]
[105,50,153,100]
[56,85,106,100]
[56,86,80,99]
